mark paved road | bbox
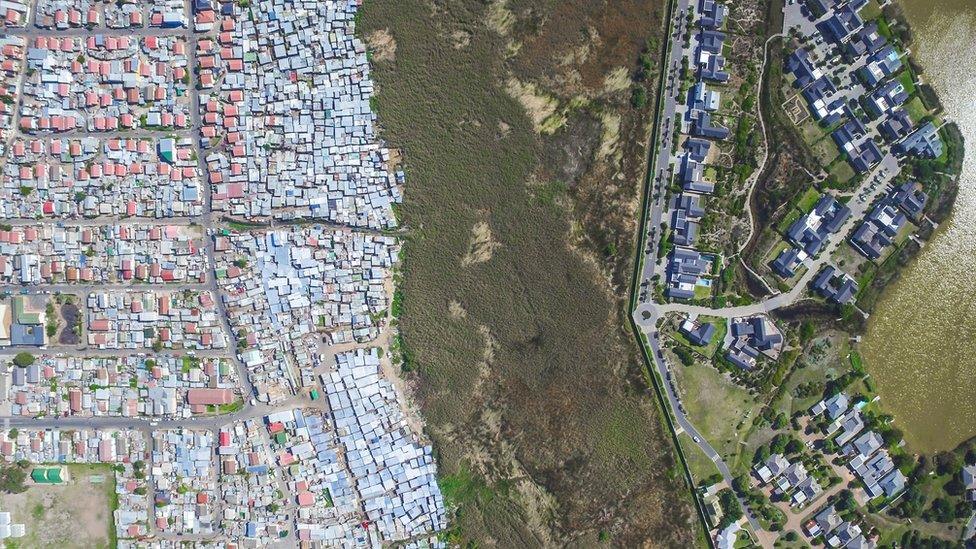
[631,0,767,538]
[637,0,693,295]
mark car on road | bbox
[693,436,700,443]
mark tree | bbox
[631,86,647,109]
[923,497,955,522]
[7,429,17,439]
[770,434,789,454]
[799,320,816,343]
[0,465,27,494]
[835,489,856,512]
[12,352,34,368]
[785,438,803,455]
[896,486,925,518]
[718,489,743,528]
[935,452,962,476]
[881,427,903,446]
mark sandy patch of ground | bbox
[0,464,114,549]
[461,221,501,266]
[367,29,397,62]
[451,29,471,49]
[603,66,631,94]
[486,0,514,36]
[505,78,566,135]
[448,300,467,319]
[598,112,622,161]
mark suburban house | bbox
[857,45,902,88]
[698,0,728,29]
[805,505,842,538]
[786,48,823,89]
[672,206,700,246]
[786,195,852,256]
[690,110,730,140]
[867,80,910,116]
[878,108,913,142]
[890,180,928,220]
[772,247,802,278]
[666,247,711,300]
[725,315,783,369]
[679,318,716,347]
[755,453,791,484]
[850,198,907,260]
[811,265,858,305]
[961,464,976,502]
[894,121,944,158]
[810,391,851,421]
[846,22,887,59]
[818,0,865,44]
[679,153,714,194]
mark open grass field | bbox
[671,359,761,474]
[359,0,696,545]
[0,464,115,549]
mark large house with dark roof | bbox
[867,80,910,116]
[696,30,730,82]
[879,108,912,142]
[895,121,944,158]
[811,265,858,305]
[846,22,886,59]
[666,247,711,300]
[786,48,822,89]
[698,0,728,30]
[725,315,783,369]
[850,198,907,259]
[818,1,865,44]
[786,194,852,256]
[679,153,714,194]
[690,110,730,140]
[890,181,928,220]
[679,317,716,347]
[857,45,902,88]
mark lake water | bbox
[859,0,976,453]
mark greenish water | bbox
[859,0,976,453]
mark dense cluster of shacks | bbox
[201,0,402,229]
[325,349,447,540]
[0,224,207,284]
[34,0,194,30]
[19,34,190,134]
[216,226,397,403]
[262,408,367,545]
[665,0,731,300]
[0,426,144,464]
[2,354,238,418]
[0,0,447,545]
[0,36,25,158]
[1,135,203,218]
[151,429,217,535]
[86,290,227,350]
[216,415,296,543]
